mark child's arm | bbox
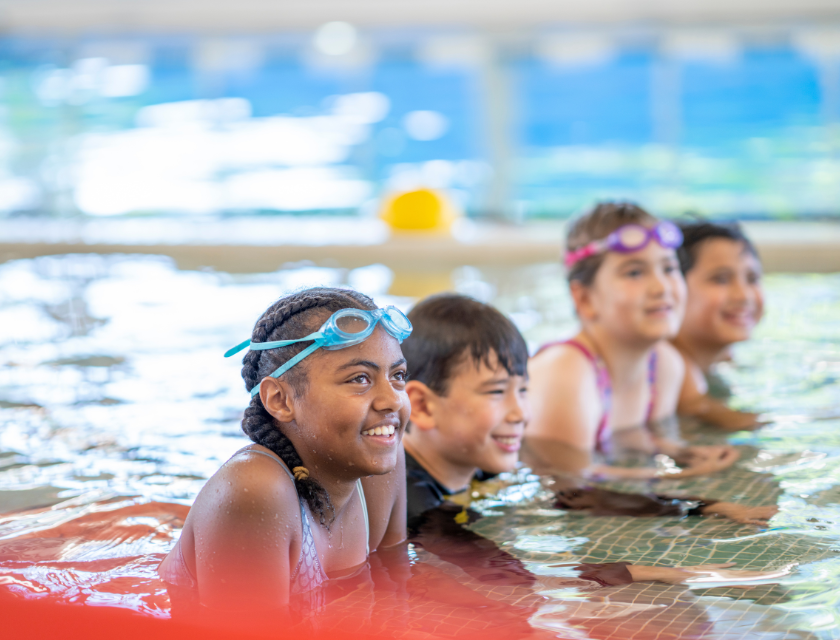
[414,503,787,590]
[652,344,742,473]
[363,445,408,551]
[676,351,763,431]
[410,503,535,587]
[554,484,778,524]
[190,453,296,611]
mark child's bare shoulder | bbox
[194,448,300,522]
[531,342,598,378]
[655,341,686,378]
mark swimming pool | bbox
[1,253,839,638]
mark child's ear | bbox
[405,380,439,432]
[260,378,297,423]
[570,280,597,321]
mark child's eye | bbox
[486,389,506,396]
[747,272,761,285]
[393,370,407,382]
[350,374,371,384]
[625,268,644,278]
[711,274,731,285]
[664,264,678,275]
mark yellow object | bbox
[454,507,469,525]
[380,188,456,233]
[387,270,453,298]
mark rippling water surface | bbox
[1,254,839,638]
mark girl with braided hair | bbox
[158,287,411,616]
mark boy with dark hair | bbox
[400,293,779,591]
[401,294,528,521]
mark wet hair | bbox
[565,201,657,286]
[240,286,376,528]
[677,220,760,274]
[401,293,528,396]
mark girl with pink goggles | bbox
[564,220,684,268]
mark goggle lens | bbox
[335,314,371,335]
[385,308,412,332]
[656,221,683,248]
[616,225,650,250]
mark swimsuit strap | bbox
[561,339,612,451]
[356,479,370,556]
[646,349,658,423]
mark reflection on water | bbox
[1,254,839,638]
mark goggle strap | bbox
[224,338,252,358]
[249,341,323,397]
[249,332,324,351]
[224,332,324,358]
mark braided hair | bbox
[240,286,377,527]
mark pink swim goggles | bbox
[564,221,683,268]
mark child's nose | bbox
[730,278,750,303]
[506,393,530,424]
[372,377,404,412]
[648,271,667,296]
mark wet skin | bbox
[159,323,409,611]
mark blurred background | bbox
[0,0,839,224]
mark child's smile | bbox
[361,419,399,441]
[681,238,764,347]
[272,325,410,479]
[491,433,522,454]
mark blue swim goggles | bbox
[225,306,413,397]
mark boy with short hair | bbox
[400,293,528,521]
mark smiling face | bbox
[679,239,764,349]
[429,351,530,476]
[277,324,410,481]
[578,240,687,345]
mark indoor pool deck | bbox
[2,218,840,275]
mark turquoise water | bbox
[1,253,839,638]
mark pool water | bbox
[1,253,839,638]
